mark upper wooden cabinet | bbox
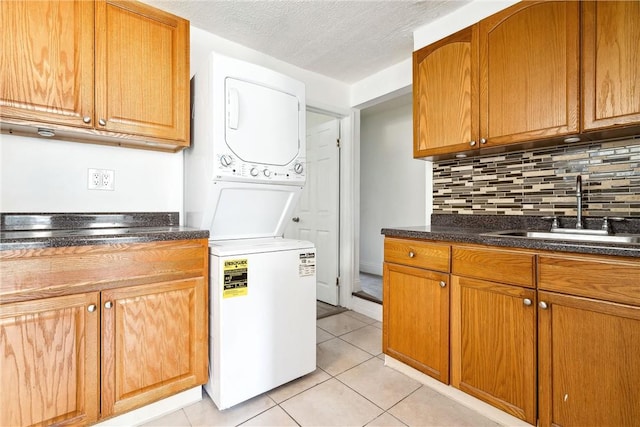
[582,1,640,132]
[0,1,95,129]
[0,0,190,151]
[413,26,478,158]
[414,1,583,159]
[95,1,189,143]
[479,1,580,147]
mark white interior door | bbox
[285,119,340,306]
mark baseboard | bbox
[350,294,382,322]
[384,356,533,427]
[359,262,382,276]
[94,386,202,426]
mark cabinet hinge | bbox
[336,138,340,148]
[336,277,340,286]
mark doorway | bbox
[357,93,423,304]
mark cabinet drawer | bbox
[452,245,536,288]
[384,238,450,272]
[539,253,640,306]
[0,239,209,303]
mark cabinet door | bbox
[450,275,536,424]
[0,0,94,128]
[413,26,478,158]
[101,277,208,417]
[95,0,190,144]
[582,1,640,131]
[538,291,640,427]
[383,262,449,383]
[479,1,580,146]
[0,293,100,426]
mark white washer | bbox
[206,238,316,410]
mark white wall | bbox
[0,134,183,213]
[359,98,425,276]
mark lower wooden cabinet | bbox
[383,262,450,383]
[0,239,209,426]
[538,290,640,427]
[383,238,638,425]
[101,278,208,418]
[0,292,100,426]
[450,275,537,424]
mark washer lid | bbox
[209,237,314,256]
[203,181,302,241]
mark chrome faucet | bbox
[575,175,583,229]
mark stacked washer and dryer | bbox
[184,53,316,410]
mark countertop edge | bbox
[0,229,210,251]
[381,227,640,258]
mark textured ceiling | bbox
[142,1,469,83]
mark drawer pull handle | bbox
[439,281,446,288]
[523,298,532,306]
[87,304,97,313]
[104,301,113,309]
[408,251,415,258]
[539,301,548,310]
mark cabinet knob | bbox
[469,140,476,146]
[83,116,91,124]
[439,281,446,288]
[104,301,113,309]
[539,301,548,310]
[87,304,97,312]
[480,138,487,144]
[98,118,107,126]
[523,298,532,306]
[408,251,415,258]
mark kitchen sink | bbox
[482,230,640,245]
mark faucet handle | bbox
[542,216,560,230]
[601,216,625,232]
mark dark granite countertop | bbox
[382,214,640,258]
[0,212,209,251]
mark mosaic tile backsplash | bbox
[432,137,640,216]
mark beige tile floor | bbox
[143,311,499,427]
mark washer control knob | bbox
[263,169,272,177]
[294,163,304,174]
[220,155,232,167]
[250,168,259,177]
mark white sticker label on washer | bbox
[299,252,316,277]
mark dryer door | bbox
[225,78,300,166]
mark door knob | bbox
[292,217,300,222]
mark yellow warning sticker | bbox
[223,259,248,298]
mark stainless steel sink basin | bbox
[482,230,640,245]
